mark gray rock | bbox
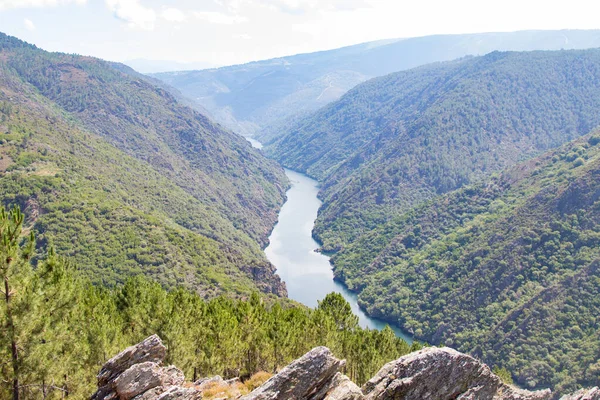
[240,346,346,400]
[363,347,503,400]
[114,362,185,400]
[313,372,363,400]
[97,335,167,387]
[193,375,224,390]
[561,387,600,400]
[495,385,552,400]
[134,386,203,400]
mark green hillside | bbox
[267,49,600,252]
[331,130,600,393]
[0,32,288,296]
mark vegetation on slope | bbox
[153,30,600,138]
[0,32,287,295]
[331,131,600,393]
[0,207,418,399]
[267,49,600,252]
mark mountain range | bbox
[152,30,600,139]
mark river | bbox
[247,137,412,342]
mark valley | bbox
[2,22,600,399]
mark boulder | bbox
[495,385,552,400]
[313,372,363,400]
[133,386,203,400]
[363,347,501,400]
[561,388,600,400]
[194,375,225,390]
[98,335,167,387]
[114,362,185,400]
[240,346,346,400]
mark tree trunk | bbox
[5,276,19,400]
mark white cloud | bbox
[161,7,186,23]
[233,33,252,40]
[258,0,370,15]
[0,0,86,11]
[105,0,156,30]
[194,11,247,25]
[24,18,36,30]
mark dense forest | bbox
[0,32,287,296]
[330,130,600,393]
[266,48,600,253]
[0,206,419,399]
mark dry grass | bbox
[244,371,273,392]
[199,381,250,399]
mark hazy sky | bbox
[0,0,599,68]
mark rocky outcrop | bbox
[362,347,552,400]
[495,385,552,400]
[113,363,184,400]
[240,346,355,400]
[363,347,499,399]
[97,335,166,388]
[91,335,195,400]
[92,336,597,400]
[560,388,600,400]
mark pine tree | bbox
[0,206,34,400]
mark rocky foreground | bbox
[91,335,599,400]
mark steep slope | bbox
[331,130,600,393]
[267,49,600,251]
[152,30,600,138]
[0,32,287,296]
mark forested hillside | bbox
[267,49,600,252]
[0,207,418,399]
[153,30,600,139]
[0,32,288,296]
[331,130,600,393]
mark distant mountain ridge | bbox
[152,30,600,139]
[0,32,288,296]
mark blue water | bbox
[263,167,413,344]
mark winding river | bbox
[249,138,412,343]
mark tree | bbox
[0,206,34,400]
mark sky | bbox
[0,0,599,70]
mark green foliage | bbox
[330,131,600,392]
[493,366,514,385]
[0,209,416,399]
[0,32,288,296]
[266,49,600,252]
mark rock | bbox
[114,362,185,400]
[97,335,167,387]
[312,372,363,400]
[225,377,241,385]
[495,385,552,400]
[240,346,346,400]
[363,347,501,400]
[92,335,595,400]
[133,386,203,400]
[561,388,600,400]
[193,375,224,389]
